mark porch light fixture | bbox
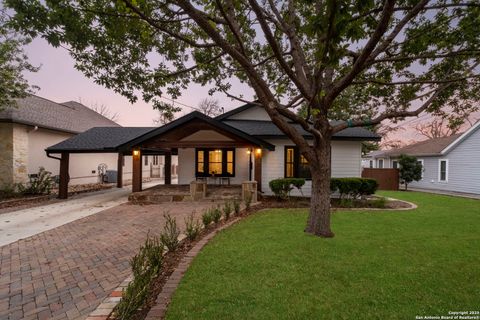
[246,149,251,154]
[133,149,140,157]
[256,148,262,155]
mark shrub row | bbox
[330,177,378,199]
[269,178,306,199]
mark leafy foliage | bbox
[269,178,306,200]
[115,234,163,320]
[184,212,201,242]
[233,198,241,216]
[21,167,54,195]
[211,207,222,224]
[160,213,180,252]
[223,201,232,220]
[330,178,379,199]
[398,154,423,191]
[201,209,213,228]
[0,9,39,109]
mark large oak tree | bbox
[6,0,480,237]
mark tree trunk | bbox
[305,139,334,238]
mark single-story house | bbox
[46,102,380,198]
[0,95,175,188]
[368,121,480,194]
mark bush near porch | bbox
[165,192,480,319]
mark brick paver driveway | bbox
[0,201,215,320]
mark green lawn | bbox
[166,192,480,319]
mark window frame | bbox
[195,148,236,177]
[284,146,311,179]
[378,158,384,169]
[144,155,149,166]
[417,159,424,180]
[438,159,449,182]
[392,160,398,169]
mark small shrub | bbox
[330,178,378,199]
[212,207,222,224]
[115,234,163,320]
[160,213,180,252]
[269,178,305,199]
[202,209,213,228]
[339,198,354,208]
[21,167,54,195]
[184,212,201,241]
[223,201,232,220]
[244,193,252,211]
[371,196,387,208]
[233,198,241,216]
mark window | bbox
[284,146,311,179]
[195,148,235,177]
[153,156,159,166]
[369,160,373,168]
[439,159,448,182]
[378,158,384,169]
[417,159,424,179]
[144,156,148,166]
[392,160,398,169]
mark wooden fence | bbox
[361,168,399,191]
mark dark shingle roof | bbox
[380,134,463,157]
[0,95,120,133]
[47,127,154,152]
[222,120,380,140]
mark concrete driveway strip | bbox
[0,181,161,247]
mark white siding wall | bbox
[261,139,363,196]
[410,128,480,194]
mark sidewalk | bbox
[409,187,480,200]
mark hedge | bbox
[269,178,306,199]
[330,177,378,199]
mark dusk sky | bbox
[23,37,250,127]
[23,35,473,146]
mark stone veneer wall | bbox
[0,123,29,188]
[0,123,14,188]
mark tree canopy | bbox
[0,8,38,109]
[398,154,422,190]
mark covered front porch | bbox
[46,111,274,199]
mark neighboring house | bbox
[362,150,385,168]
[0,95,175,188]
[368,121,480,194]
[47,102,380,197]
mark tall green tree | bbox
[6,0,480,237]
[0,8,38,108]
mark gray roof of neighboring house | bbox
[46,127,154,152]
[377,133,463,157]
[0,95,120,133]
[221,120,380,140]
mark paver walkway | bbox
[0,201,216,320]
[0,181,162,247]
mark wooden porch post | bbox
[165,152,172,185]
[58,152,69,199]
[132,149,142,192]
[254,148,262,192]
[117,153,123,188]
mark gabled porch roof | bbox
[46,111,274,154]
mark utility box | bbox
[105,170,118,183]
